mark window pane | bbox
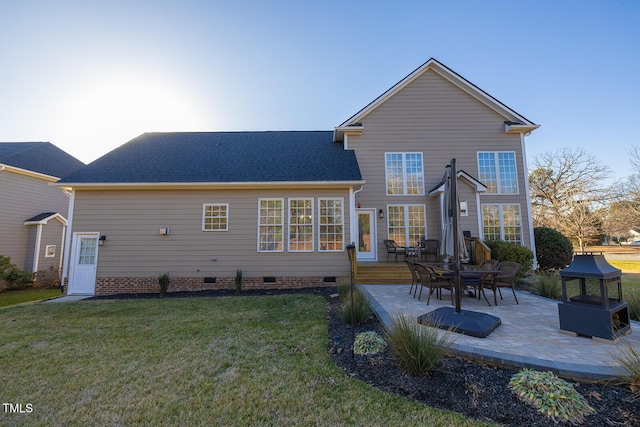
[407,205,425,247]
[498,152,518,194]
[387,205,406,246]
[78,237,97,265]
[259,199,283,251]
[319,198,343,251]
[289,199,313,251]
[386,153,404,195]
[482,205,501,241]
[405,153,424,195]
[502,205,521,244]
[203,203,228,231]
[478,152,497,193]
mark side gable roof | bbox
[57,131,363,188]
[334,58,539,141]
[24,212,67,225]
[428,170,487,195]
[0,142,85,178]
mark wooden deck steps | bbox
[356,262,412,284]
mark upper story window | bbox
[202,203,229,231]
[385,152,424,195]
[477,152,518,194]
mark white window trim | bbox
[288,198,314,252]
[318,197,344,252]
[45,245,56,258]
[477,151,519,195]
[481,203,523,244]
[386,204,427,246]
[257,198,284,252]
[202,203,229,231]
[385,152,425,196]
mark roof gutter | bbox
[54,180,367,191]
[0,163,59,181]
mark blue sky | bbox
[1,0,638,181]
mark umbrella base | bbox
[418,307,501,338]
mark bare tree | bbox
[529,147,614,251]
[604,145,640,240]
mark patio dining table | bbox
[417,262,500,306]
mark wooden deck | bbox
[356,261,412,284]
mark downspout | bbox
[32,224,43,273]
[59,223,66,275]
[61,190,76,287]
[350,185,364,246]
[476,192,483,240]
[521,132,538,269]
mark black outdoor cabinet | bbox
[558,252,631,343]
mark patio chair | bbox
[383,239,406,262]
[405,261,419,297]
[420,239,440,262]
[484,261,520,305]
[413,263,454,305]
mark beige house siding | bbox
[0,169,69,270]
[69,188,352,280]
[346,69,531,259]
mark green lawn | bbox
[0,288,62,308]
[0,295,490,427]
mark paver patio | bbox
[361,283,640,380]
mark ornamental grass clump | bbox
[536,271,562,300]
[353,331,387,355]
[340,287,371,325]
[508,369,594,425]
[611,343,640,401]
[626,288,640,322]
[384,315,453,376]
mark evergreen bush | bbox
[534,227,574,271]
[486,240,534,279]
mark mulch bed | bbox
[90,287,640,426]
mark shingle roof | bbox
[58,131,362,185]
[0,142,85,178]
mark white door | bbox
[356,210,376,260]
[68,233,99,295]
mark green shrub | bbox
[626,288,640,322]
[0,255,14,275]
[340,287,371,325]
[35,266,61,289]
[158,273,170,296]
[534,227,574,271]
[611,343,640,401]
[353,331,387,355]
[536,272,562,299]
[486,240,534,279]
[0,255,34,291]
[235,269,243,293]
[3,268,35,290]
[508,369,594,424]
[384,315,453,376]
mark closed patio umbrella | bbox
[417,158,501,337]
[441,159,468,313]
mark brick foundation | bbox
[94,275,347,296]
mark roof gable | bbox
[58,131,363,186]
[0,142,84,178]
[335,58,538,141]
